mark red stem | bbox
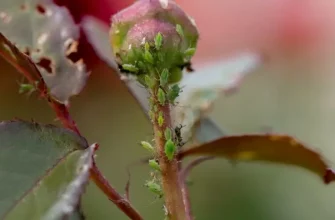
[90,163,143,220]
[179,156,214,220]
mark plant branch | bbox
[90,162,143,220]
[180,182,192,220]
[179,156,214,220]
[151,87,187,220]
[180,156,215,181]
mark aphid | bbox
[179,61,194,72]
[117,63,132,74]
[174,124,185,148]
[164,139,176,160]
[17,80,37,96]
[145,180,163,198]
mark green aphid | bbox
[144,51,154,64]
[145,42,150,51]
[164,128,172,140]
[141,141,154,153]
[184,48,196,58]
[160,69,169,86]
[158,88,166,105]
[155,32,163,50]
[149,110,155,121]
[167,84,181,103]
[148,159,161,171]
[122,64,139,73]
[144,42,154,64]
[145,75,155,89]
[145,180,163,197]
[157,111,164,127]
[18,83,35,94]
[164,139,176,160]
[176,24,184,38]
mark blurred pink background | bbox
[57,0,335,67]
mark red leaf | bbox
[179,134,335,184]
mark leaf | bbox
[0,32,47,93]
[172,52,263,143]
[43,144,97,220]
[0,0,89,103]
[0,120,91,219]
[179,134,335,184]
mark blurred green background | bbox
[2,50,335,220]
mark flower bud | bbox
[110,0,199,79]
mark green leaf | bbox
[0,120,92,219]
[179,134,335,184]
[0,0,88,103]
[43,144,97,220]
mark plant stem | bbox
[179,156,214,220]
[151,88,187,220]
[90,162,143,220]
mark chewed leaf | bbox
[0,33,47,93]
[179,134,335,184]
[43,144,98,220]
[0,120,89,219]
[172,52,262,142]
[0,0,89,103]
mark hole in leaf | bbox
[36,4,46,14]
[37,57,53,74]
[65,39,81,64]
